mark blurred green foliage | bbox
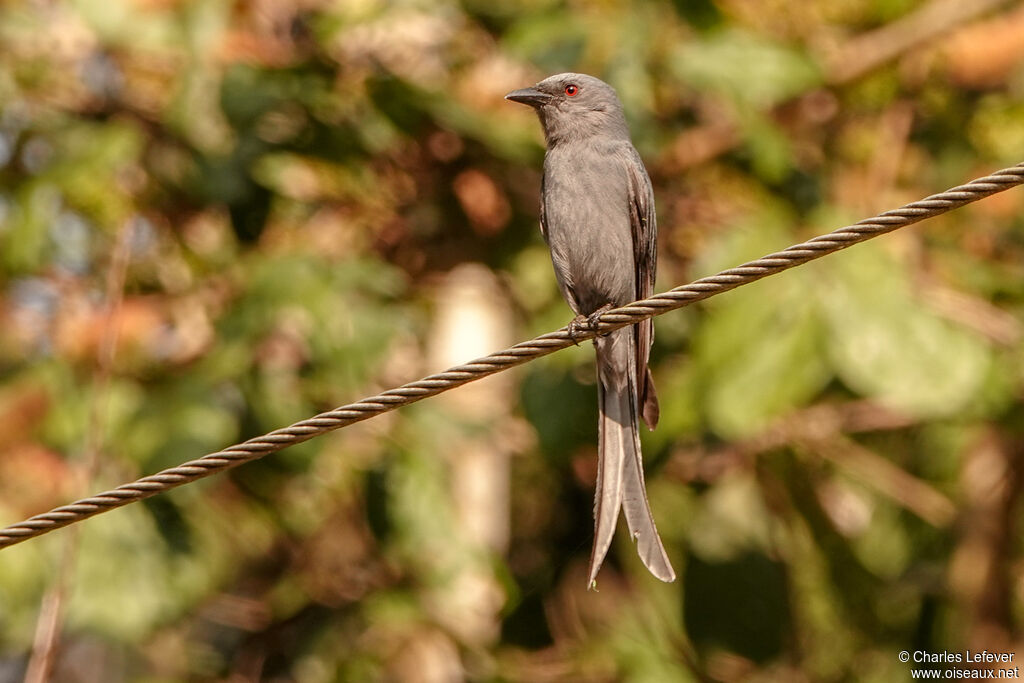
[1,0,1023,681]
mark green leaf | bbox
[670,29,821,110]
[692,218,831,439]
[819,242,991,417]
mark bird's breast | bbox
[542,145,635,313]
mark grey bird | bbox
[506,73,675,585]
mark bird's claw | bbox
[587,304,614,333]
[566,304,615,344]
[567,314,588,345]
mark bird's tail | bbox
[588,328,676,587]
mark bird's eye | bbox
[564,84,578,96]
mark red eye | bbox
[564,84,578,96]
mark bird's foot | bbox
[567,304,614,344]
[586,304,615,334]
[567,314,589,345]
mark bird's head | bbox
[505,73,630,146]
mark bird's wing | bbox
[625,145,659,430]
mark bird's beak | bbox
[505,87,552,107]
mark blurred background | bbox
[1,0,1023,681]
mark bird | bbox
[506,73,675,586]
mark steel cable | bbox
[1,163,1023,550]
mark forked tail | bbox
[588,328,676,586]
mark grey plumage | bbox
[506,73,675,585]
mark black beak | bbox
[505,87,552,107]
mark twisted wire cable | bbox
[2,163,1023,550]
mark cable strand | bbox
[1,162,1022,550]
